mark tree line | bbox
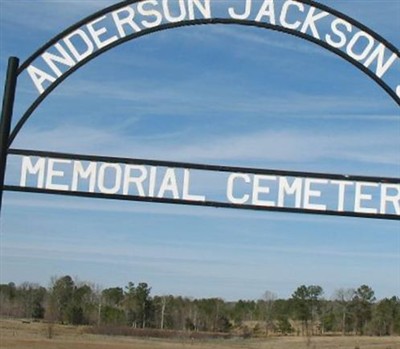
[0,276,399,337]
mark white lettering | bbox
[27,65,56,94]
[227,173,250,204]
[163,0,187,23]
[300,7,329,39]
[148,166,157,197]
[303,178,327,210]
[45,159,70,191]
[87,15,119,49]
[228,0,251,20]
[182,169,205,201]
[112,6,141,37]
[255,0,275,24]
[122,165,147,196]
[158,168,179,198]
[71,161,97,192]
[42,43,75,78]
[252,175,276,206]
[346,31,375,61]
[280,0,304,30]
[363,43,398,78]
[63,29,95,62]
[98,163,122,194]
[326,18,352,49]
[17,156,397,218]
[355,182,378,214]
[278,177,302,208]
[20,157,46,188]
[138,0,163,28]
[188,0,211,20]
[331,180,353,212]
[380,184,400,215]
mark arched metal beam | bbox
[7,0,400,147]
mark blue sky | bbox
[0,0,399,300]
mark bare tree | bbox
[333,288,355,335]
[263,290,277,335]
[160,296,168,330]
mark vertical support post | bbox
[0,57,19,214]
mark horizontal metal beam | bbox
[4,185,399,220]
[8,148,400,184]
[6,148,400,221]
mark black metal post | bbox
[0,57,19,214]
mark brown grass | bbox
[1,318,399,349]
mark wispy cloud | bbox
[12,123,400,166]
[187,25,333,57]
[2,244,227,269]
[3,242,398,273]
[0,1,116,33]
[2,192,329,224]
[45,75,396,117]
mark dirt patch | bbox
[1,318,399,349]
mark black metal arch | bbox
[8,0,400,147]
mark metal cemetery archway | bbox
[1,0,399,220]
